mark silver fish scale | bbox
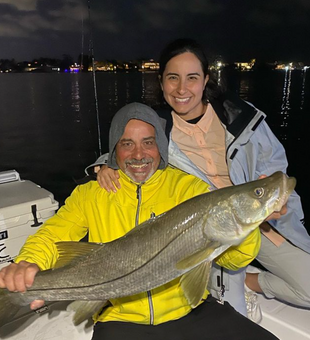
[18,196,211,302]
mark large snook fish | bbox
[0,171,296,327]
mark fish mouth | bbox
[272,175,296,212]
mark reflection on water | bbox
[300,69,307,110]
[105,77,120,110]
[29,82,36,114]
[279,69,292,141]
[141,73,146,102]
[0,71,308,225]
[218,70,222,86]
[113,79,118,108]
[239,78,251,99]
[142,72,161,103]
[125,77,130,102]
[71,78,81,124]
[216,70,222,87]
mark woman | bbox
[87,39,310,321]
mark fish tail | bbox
[68,300,108,325]
[0,289,21,328]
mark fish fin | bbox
[68,300,108,325]
[0,289,21,329]
[180,261,212,308]
[54,241,104,269]
[176,244,218,270]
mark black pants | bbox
[91,296,279,340]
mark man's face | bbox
[116,119,161,183]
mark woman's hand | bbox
[265,204,287,221]
[258,174,287,221]
[257,174,288,246]
[96,165,121,192]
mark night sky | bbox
[0,0,309,63]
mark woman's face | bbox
[160,52,209,121]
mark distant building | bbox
[275,62,305,70]
[24,62,40,72]
[69,63,80,72]
[209,57,227,70]
[141,60,160,71]
[235,59,256,71]
[89,60,138,72]
[23,62,60,72]
[88,61,115,72]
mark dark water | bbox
[0,70,309,230]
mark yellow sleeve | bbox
[215,228,261,271]
[15,185,89,270]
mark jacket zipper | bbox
[135,184,155,324]
[135,185,141,226]
[148,211,156,324]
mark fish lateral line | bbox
[27,217,208,295]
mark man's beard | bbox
[124,158,155,183]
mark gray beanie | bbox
[108,103,169,170]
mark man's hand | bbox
[96,165,121,192]
[0,261,45,310]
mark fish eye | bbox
[254,187,264,198]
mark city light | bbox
[0,56,309,73]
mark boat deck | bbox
[259,294,310,340]
[0,302,93,340]
[1,295,310,340]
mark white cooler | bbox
[0,170,59,269]
[0,171,93,340]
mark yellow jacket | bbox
[16,166,260,325]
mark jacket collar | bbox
[209,92,267,163]
[209,91,259,138]
[119,168,166,190]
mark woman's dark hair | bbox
[158,38,221,102]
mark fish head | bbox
[204,171,296,244]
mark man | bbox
[0,103,278,340]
